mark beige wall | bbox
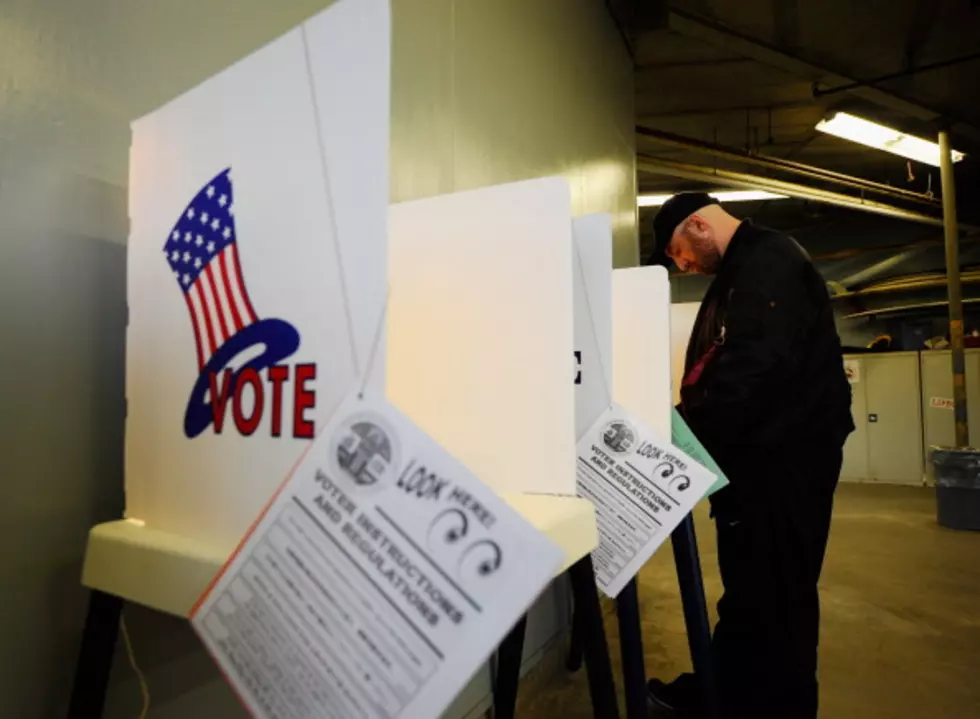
[0,0,634,716]
[392,0,637,266]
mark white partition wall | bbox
[124,0,390,551]
[387,178,576,496]
[573,214,614,439]
[670,302,701,404]
[612,266,672,437]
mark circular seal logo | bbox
[335,418,395,489]
[602,420,636,454]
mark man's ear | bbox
[686,214,707,235]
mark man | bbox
[646,193,854,718]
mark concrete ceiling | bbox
[607,0,980,326]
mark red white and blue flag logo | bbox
[164,169,313,439]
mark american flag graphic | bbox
[163,169,258,369]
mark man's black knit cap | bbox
[646,191,718,266]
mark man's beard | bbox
[691,235,722,274]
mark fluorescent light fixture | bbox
[816,111,965,167]
[637,190,787,208]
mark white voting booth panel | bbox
[573,214,613,439]
[387,178,577,496]
[612,266,671,437]
[124,0,389,553]
[670,302,701,404]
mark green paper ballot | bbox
[672,408,729,496]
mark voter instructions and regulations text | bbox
[576,402,715,597]
[192,390,563,719]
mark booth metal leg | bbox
[67,589,123,719]
[566,599,584,672]
[492,615,527,719]
[568,556,621,719]
[615,579,647,719]
[671,515,720,719]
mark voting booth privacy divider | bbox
[75,1,722,717]
[670,302,701,406]
[387,179,577,497]
[573,214,614,440]
[124,0,389,552]
[613,267,672,437]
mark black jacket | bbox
[680,221,854,495]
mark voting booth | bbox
[581,268,717,589]
[568,264,719,719]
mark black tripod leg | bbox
[671,515,721,719]
[615,578,647,719]
[67,589,123,719]
[568,556,620,719]
[493,615,527,719]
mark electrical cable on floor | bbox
[120,614,151,719]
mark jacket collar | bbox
[714,219,753,281]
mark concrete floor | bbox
[517,484,980,718]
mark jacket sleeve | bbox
[682,252,810,462]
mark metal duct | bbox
[636,155,973,229]
[832,270,980,298]
[838,250,924,288]
[840,298,980,320]
[636,126,940,207]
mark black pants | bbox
[674,444,842,719]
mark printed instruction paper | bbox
[576,402,716,597]
[191,390,563,719]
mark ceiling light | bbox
[815,111,965,167]
[636,190,787,208]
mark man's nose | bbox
[675,257,689,272]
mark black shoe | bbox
[647,676,699,717]
[648,678,679,715]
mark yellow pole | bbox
[939,129,969,447]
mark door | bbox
[865,352,924,485]
[919,349,980,481]
[840,356,869,482]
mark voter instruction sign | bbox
[576,403,716,597]
[191,390,563,719]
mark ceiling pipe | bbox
[812,234,980,262]
[636,125,940,207]
[832,270,980,298]
[840,298,980,321]
[636,155,975,229]
[838,249,924,288]
[828,233,980,291]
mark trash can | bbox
[931,447,980,531]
